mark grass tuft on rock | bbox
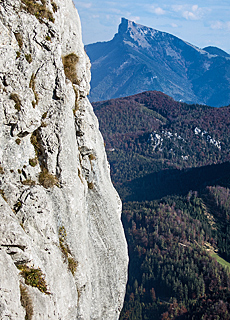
[62,53,79,85]
[51,1,58,12]
[59,226,78,275]
[25,54,32,64]
[0,165,4,174]
[39,168,59,188]
[22,179,36,186]
[68,257,78,275]
[17,265,49,294]
[16,138,21,145]
[29,158,38,167]
[29,73,39,106]
[87,181,94,189]
[21,0,55,23]
[0,189,7,202]
[14,32,23,49]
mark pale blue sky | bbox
[74,0,230,53]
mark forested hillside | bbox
[92,91,230,319]
[93,91,230,198]
[120,192,230,319]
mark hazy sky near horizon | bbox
[74,0,230,53]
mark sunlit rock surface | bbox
[0,1,128,318]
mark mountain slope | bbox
[86,18,230,107]
[92,91,230,199]
[203,46,230,58]
[92,91,230,319]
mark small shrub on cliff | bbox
[17,265,49,294]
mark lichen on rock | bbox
[0,0,128,319]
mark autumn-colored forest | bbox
[93,91,230,319]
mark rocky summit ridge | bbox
[0,0,128,319]
[86,18,230,107]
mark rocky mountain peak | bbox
[117,18,157,48]
[86,18,230,106]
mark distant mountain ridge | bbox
[203,46,230,58]
[92,90,230,320]
[86,18,230,107]
[92,90,230,200]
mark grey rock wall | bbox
[0,0,128,319]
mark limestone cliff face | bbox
[0,1,128,319]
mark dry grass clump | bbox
[30,130,42,158]
[17,265,49,294]
[89,154,96,161]
[29,158,38,167]
[0,165,4,174]
[16,138,21,145]
[21,0,55,23]
[62,53,79,85]
[16,51,21,59]
[59,226,78,275]
[22,179,36,186]
[68,257,78,275]
[42,112,47,119]
[51,1,58,12]
[20,284,33,320]
[0,189,7,202]
[25,54,32,64]
[14,32,23,49]
[59,226,71,258]
[10,93,21,111]
[87,181,94,189]
[39,168,59,188]
[29,73,39,107]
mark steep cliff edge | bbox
[0,1,128,319]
